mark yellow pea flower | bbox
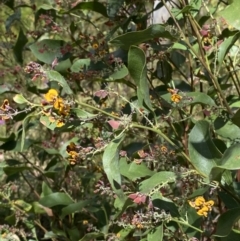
[44,89,58,102]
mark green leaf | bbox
[61,201,89,218]
[69,2,108,17]
[79,232,104,241]
[71,59,91,72]
[120,158,154,181]
[139,171,176,194]
[188,120,222,178]
[72,108,97,120]
[110,24,177,49]
[217,143,240,170]
[71,58,106,73]
[13,94,29,104]
[103,132,125,190]
[3,166,31,176]
[218,191,240,209]
[214,114,240,141]
[39,192,74,207]
[59,137,79,158]
[13,28,28,64]
[0,84,15,94]
[128,46,152,110]
[231,109,240,128]
[41,182,53,197]
[220,230,240,241]
[14,200,32,212]
[21,114,35,151]
[46,70,73,95]
[161,92,216,106]
[29,39,69,64]
[106,65,129,81]
[218,0,240,30]
[214,208,240,237]
[171,42,188,50]
[185,92,216,106]
[151,193,180,217]
[217,31,240,72]
[39,115,57,130]
[147,224,163,241]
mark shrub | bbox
[1,0,240,240]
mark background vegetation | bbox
[1,0,240,240]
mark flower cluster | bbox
[24,61,47,82]
[42,89,70,127]
[66,142,80,165]
[0,99,13,121]
[188,196,214,217]
[168,88,182,103]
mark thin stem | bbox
[162,0,232,115]
[20,172,40,199]
[172,218,203,233]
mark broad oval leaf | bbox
[214,207,240,237]
[120,159,154,181]
[14,200,32,212]
[147,224,163,241]
[217,31,240,72]
[217,143,240,170]
[72,108,97,120]
[3,166,31,176]
[39,192,74,207]
[110,24,177,49]
[61,201,89,218]
[29,39,69,64]
[13,94,29,104]
[217,0,240,30]
[139,171,176,194]
[46,70,73,95]
[214,114,240,141]
[103,133,125,190]
[188,120,222,178]
[128,46,152,110]
[69,1,108,18]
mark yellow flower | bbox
[188,196,205,208]
[92,43,99,49]
[44,89,58,102]
[171,93,182,103]
[69,150,78,159]
[66,142,76,153]
[83,220,88,225]
[48,117,65,127]
[0,99,10,111]
[205,200,214,210]
[53,97,64,110]
[197,206,209,217]
[189,196,214,217]
[195,196,205,207]
[56,120,65,127]
[59,104,70,116]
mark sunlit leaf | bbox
[39,192,74,207]
[46,70,73,95]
